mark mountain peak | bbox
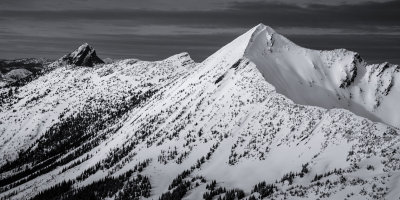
[59,43,104,67]
[252,23,276,34]
[202,24,399,128]
[240,25,400,128]
[206,24,282,64]
[244,23,297,56]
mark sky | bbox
[0,0,399,64]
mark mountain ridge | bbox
[0,24,399,200]
[230,23,399,128]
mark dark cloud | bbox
[0,0,399,64]
[0,33,235,62]
[1,1,399,27]
[290,34,400,64]
[228,0,400,27]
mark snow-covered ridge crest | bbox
[162,52,196,67]
[229,23,400,128]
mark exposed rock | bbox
[59,43,104,67]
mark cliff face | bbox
[59,43,104,67]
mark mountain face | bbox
[0,24,399,200]
[243,25,400,128]
[58,43,104,67]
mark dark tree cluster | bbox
[203,186,226,200]
[275,163,311,186]
[0,87,17,106]
[312,168,344,182]
[206,180,217,190]
[195,156,206,168]
[0,151,72,192]
[102,141,139,169]
[24,88,51,105]
[30,169,151,200]
[252,181,277,198]
[158,147,178,164]
[60,154,93,174]
[159,181,191,200]
[206,142,220,160]
[300,163,309,177]
[169,170,191,190]
[0,90,157,191]
[160,140,218,200]
[230,59,244,70]
[30,180,74,200]
[176,151,189,164]
[280,172,296,185]
[203,183,245,200]
[215,74,225,84]
[223,189,245,200]
[76,162,102,182]
[115,174,151,200]
[77,159,150,184]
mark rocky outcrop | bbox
[59,43,104,67]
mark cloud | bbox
[256,0,394,7]
[0,0,395,11]
[1,0,399,28]
[0,0,399,64]
[0,0,226,11]
[276,26,400,36]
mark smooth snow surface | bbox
[243,24,400,128]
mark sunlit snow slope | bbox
[244,24,400,128]
[0,24,399,200]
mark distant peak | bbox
[59,43,104,67]
[163,52,196,67]
[76,43,92,51]
[72,43,95,57]
[165,52,190,59]
[81,42,90,47]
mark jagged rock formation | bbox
[0,24,399,200]
[58,43,104,67]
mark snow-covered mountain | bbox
[244,25,400,128]
[1,69,32,83]
[0,24,399,200]
[0,58,51,87]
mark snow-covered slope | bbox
[0,24,399,200]
[243,24,400,128]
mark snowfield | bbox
[0,24,399,200]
